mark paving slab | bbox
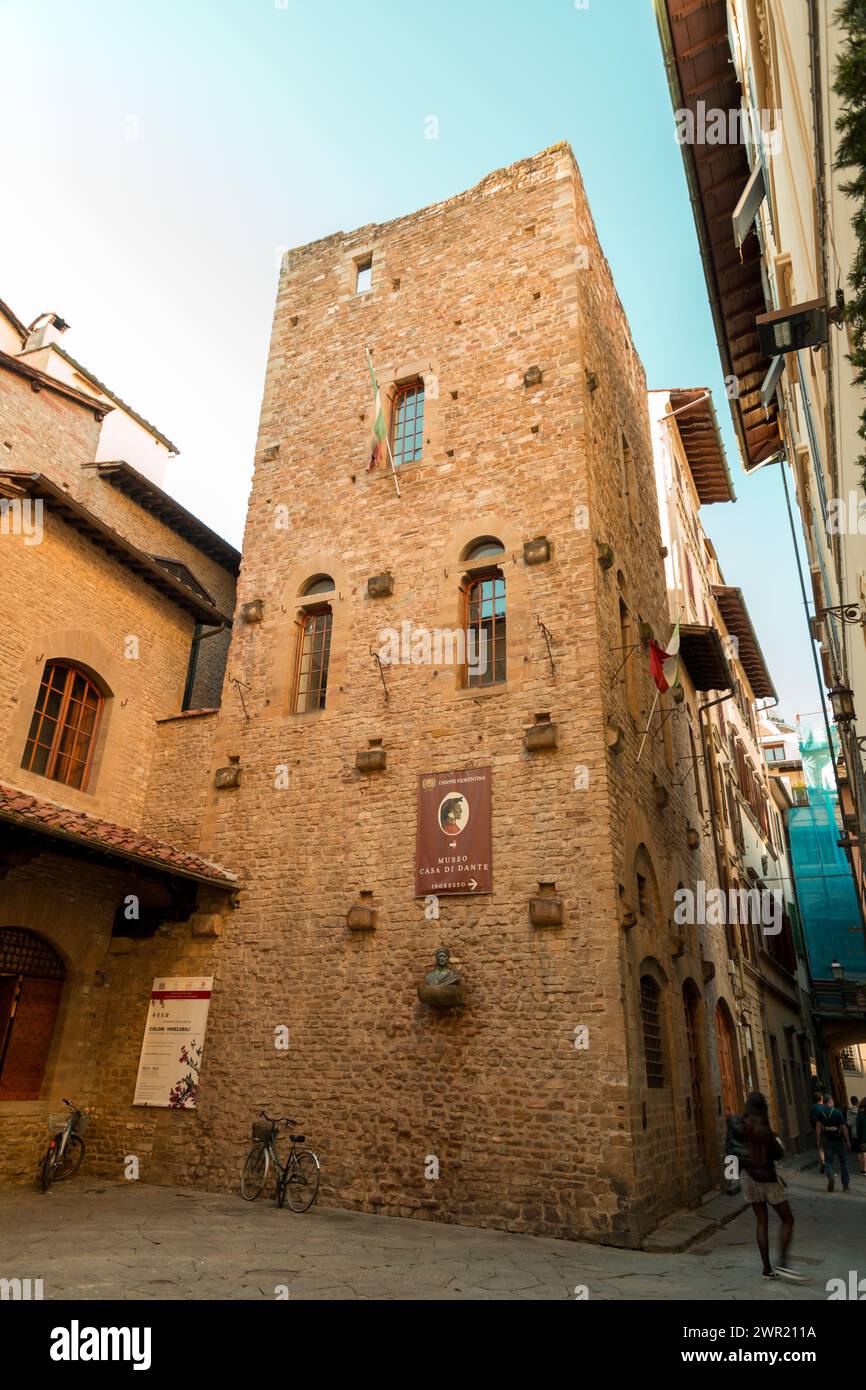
[0,1165,862,1300]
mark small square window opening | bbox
[356,258,372,294]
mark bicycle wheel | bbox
[53,1135,85,1181]
[240,1144,269,1200]
[40,1141,59,1191]
[282,1150,320,1212]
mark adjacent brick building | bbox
[0,305,239,1180]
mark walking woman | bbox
[857,1098,866,1175]
[726,1092,806,1282]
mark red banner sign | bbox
[415,767,492,896]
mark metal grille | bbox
[293,608,332,713]
[0,929,65,980]
[391,382,424,467]
[465,571,506,687]
[640,975,664,1089]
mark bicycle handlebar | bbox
[259,1111,297,1125]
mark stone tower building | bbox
[183,143,725,1246]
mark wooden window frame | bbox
[462,566,506,688]
[291,604,333,714]
[21,660,104,792]
[389,379,425,469]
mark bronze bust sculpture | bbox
[418,947,464,1009]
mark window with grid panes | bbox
[22,661,103,790]
[465,570,506,686]
[640,976,665,1088]
[293,608,333,712]
[391,381,424,467]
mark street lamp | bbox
[829,684,856,724]
[830,958,845,982]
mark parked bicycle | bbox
[40,1098,88,1191]
[240,1111,320,1212]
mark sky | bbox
[0,0,819,719]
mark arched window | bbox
[634,844,661,928]
[292,576,334,713]
[462,538,506,687]
[0,928,65,1100]
[391,379,424,467]
[22,660,104,791]
[640,975,665,1088]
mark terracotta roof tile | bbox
[0,781,237,888]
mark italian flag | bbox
[648,621,680,693]
[366,348,387,470]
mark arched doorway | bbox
[714,999,742,1119]
[0,928,65,1100]
[683,981,708,1167]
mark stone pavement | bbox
[2,1164,864,1300]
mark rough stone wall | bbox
[164,145,724,1245]
[0,366,102,481]
[0,506,194,829]
[563,153,728,1227]
[0,852,223,1186]
[144,711,220,849]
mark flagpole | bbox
[384,433,401,499]
[366,345,401,499]
[636,689,660,764]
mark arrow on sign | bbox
[467,878,478,891]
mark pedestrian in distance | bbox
[726,1091,807,1282]
[817,1094,851,1193]
[811,1089,829,1174]
[846,1095,859,1159]
[856,1097,866,1176]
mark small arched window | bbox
[640,975,665,1089]
[22,660,104,791]
[391,380,425,467]
[462,538,506,687]
[0,928,65,1100]
[292,577,335,713]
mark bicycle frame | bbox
[48,1113,74,1163]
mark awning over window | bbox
[732,159,767,250]
[712,585,777,699]
[760,353,785,411]
[668,389,735,503]
[679,624,733,691]
[655,0,781,472]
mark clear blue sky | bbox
[0,0,816,716]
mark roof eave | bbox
[0,470,232,625]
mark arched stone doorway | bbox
[0,928,66,1101]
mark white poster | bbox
[133,977,213,1108]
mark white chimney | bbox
[24,312,70,352]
